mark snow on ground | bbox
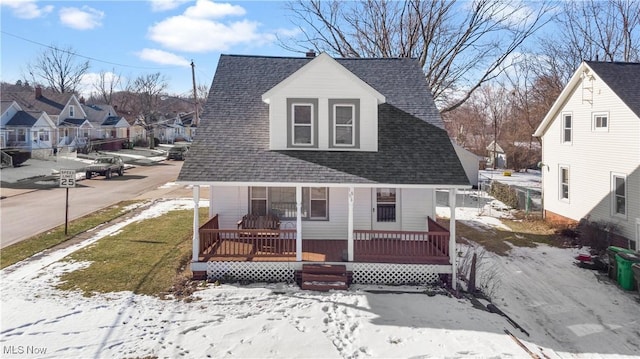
[480,169,542,190]
[1,199,639,359]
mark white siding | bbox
[210,186,248,229]
[401,188,435,231]
[541,75,640,241]
[266,57,379,152]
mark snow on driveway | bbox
[1,199,639,358]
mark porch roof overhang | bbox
[176,180,471,190]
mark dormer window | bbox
[329,99,359,148]
[69,105,75,117]
[287,98,318,148]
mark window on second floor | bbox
[612,173,626,217]
[287,98,318,148]
[562,113,572,143]
[69,105,75,117]
[559,166,569,201]
[593,112,608,131]
[329,99,360,148]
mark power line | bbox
[1,30,184,70]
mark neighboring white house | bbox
[534,61,640,250]
[453,142,481,188]
[177,53,470,289]
[486,140,507,169]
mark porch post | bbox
[192,185,200,262]
[347,186,354,261]
[448,188,457,289]
[208,185,214,218]
[296,185,303,261]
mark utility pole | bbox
[191,61,199,127]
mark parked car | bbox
[167,146,189,160]
[85,156,125,179]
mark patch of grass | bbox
[57,207,208,297]
[1,201,140,269]
[439,213,563,256]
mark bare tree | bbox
[25,44,90,93]
[92,69,123,105]
[543,0,640,82]
[283,0,553,112]
[131,73,169,149]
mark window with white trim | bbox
[334,105,354,146]
[16,128,26,142]
[562,113,572,143]
[559,166,569,201]
[612,173,626,217]
[69,105,75,117]
[249,187,328,220]
[287,98,318,148]
[593,112,608,131]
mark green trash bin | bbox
[607,246,636,280]
[616,252,640,290]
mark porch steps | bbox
[298,264,350,291]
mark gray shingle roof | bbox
[586,61,640,118]
[178,54,468,186]
[1,91,72,116]
[6,111,40,126]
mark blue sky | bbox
[0,0,300,97]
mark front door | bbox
[372,188,400,230]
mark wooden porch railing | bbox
[353,228,449,264]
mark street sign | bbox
[59,169,76,188]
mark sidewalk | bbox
[0,147,169,199]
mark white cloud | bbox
[149,0,191,12]
[183,0,245,19]
[0,0,53,19]
[59,6,104,30]
[136,48,191,66]
[148,15,273,52]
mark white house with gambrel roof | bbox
[178,53,470,289]
[534,61,640,250]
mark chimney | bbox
[114,105,118,111]
[35,86,42,99]
[306,49,316,58]
[79,96,85,104]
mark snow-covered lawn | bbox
[1,198,639,358]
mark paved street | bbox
[0,149,201,248]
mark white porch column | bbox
[296,185,303,261]
[347,186,354,261]
[208,185,214,218]
[192,185,201,262]
[448,188,457,289]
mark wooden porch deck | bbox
[198,215,451,265]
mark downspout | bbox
[448,188,457,289]
[192,185,200,262]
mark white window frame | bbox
[291,103,314,146]
[559,165,569,201]
[332,104,355,147]
[249,187,328,221]
[69,105,75,117]
[611,173,627,218]
[562,112,572,143]
[592,112,609,132]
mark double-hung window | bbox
[69,105,75,117]
[562,113,572,143]
[559,166,569,201]
[250,187,328,220]
[329,99,359,148]
[287,99,318,148]
[612,173,626,217]
[593,112,608,131]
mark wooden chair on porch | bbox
[237,213,282,254]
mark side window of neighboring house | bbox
[559,166,569,201]
[69,105,75,117]
[562,113,572,143]
[612,173,626,217]
[287,98,318,148]
[593,112,608,131]
[329,99,360,148]
[39,130,50,141]
[17,128,26,142]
